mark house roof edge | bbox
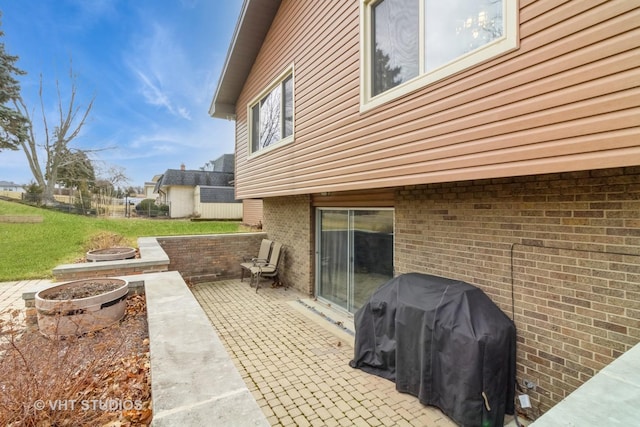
[209,0,282,120]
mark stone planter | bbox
[35,278,129,337]
[86,247,136,262]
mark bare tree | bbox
[100,165,129,191]
[14,66,94,205]
[93,165,130,216]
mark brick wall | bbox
[262,195,313,294]
[395,167,640,416]
[158,233,267,284]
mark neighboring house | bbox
[195,185,241,219]
[144,176,162,200]
[210,0,639,419]
[210,153,235,174]
[0,180,24,192]
[153,159,239,219]
[203,153,265,226]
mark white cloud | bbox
[132,68,192,123]
[133,68,173,112]
[177,107,192,121]
[125,20,198,121]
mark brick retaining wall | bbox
[157,232,267,284]
[53,234,266,285]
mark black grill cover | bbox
[349,273,516,427]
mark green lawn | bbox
[0,199,241,281]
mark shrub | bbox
[23,182,43,205]
[135,199,160,217]
[0,296,151,425]
[135,199,156,211]
[73,190,93,214]
[84,231,134,252]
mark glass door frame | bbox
[315,207,395,314]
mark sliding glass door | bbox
[317,210,349,308]
[317,209,394,313]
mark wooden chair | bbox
[240,239,272,283]
[248,242,284,292]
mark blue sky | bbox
[1,0,243,188]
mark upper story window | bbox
[249,66,294,155]
[361,0,518,110]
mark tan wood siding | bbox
[234,0,640,199]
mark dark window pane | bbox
[372,0,419,96]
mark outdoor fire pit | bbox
[35,278,129,337]
[86,246,136,262]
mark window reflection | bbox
[372,0,419,96]
[425,0,503,72]
[370,0,505,98]
[259,87,281,149]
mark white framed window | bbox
[360,0,518,111]
[248,65,294,156]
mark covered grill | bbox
[350,273,516,427]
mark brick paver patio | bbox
[191,280,456,427]
[0,279,52,324]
